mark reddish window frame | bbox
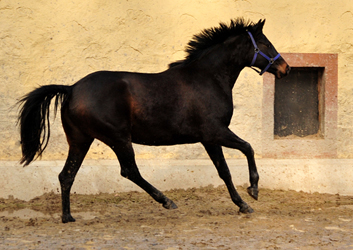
[262,53,338,158]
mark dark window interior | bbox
[274,67,324,138]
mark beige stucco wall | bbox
[2,0,352,161]
[1,0,353,199]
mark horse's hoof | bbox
[247,186,259,200]
[163,199,178,209]
[62,214,76,223]
[239,204,254,214]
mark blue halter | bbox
[247,31,281,75]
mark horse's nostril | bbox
[285,65,291,75]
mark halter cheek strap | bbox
[247,31,281,75]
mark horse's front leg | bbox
[202,143,254,214]
[206,128,260,200]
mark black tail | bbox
[18,85,72,166]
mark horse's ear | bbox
[254,19,266,33]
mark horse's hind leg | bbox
[59,136,93,223]
[202,143,254,214]
[112,142,177,209]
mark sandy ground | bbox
[1,185,353,249]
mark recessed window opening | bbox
[262,53,337,158]
[274,67,325,139]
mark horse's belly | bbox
[131,125,199,146]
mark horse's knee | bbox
[242,142,254,157]
[244,142,253,152]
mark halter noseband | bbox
[247,31,281,75]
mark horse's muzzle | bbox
[276,63,291,79]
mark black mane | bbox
[169,18,255,68]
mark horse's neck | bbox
[196,60,243,90]
[193,45,246,90]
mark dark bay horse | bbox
[18,18,290,223]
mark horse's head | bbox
[246,19,290,79]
